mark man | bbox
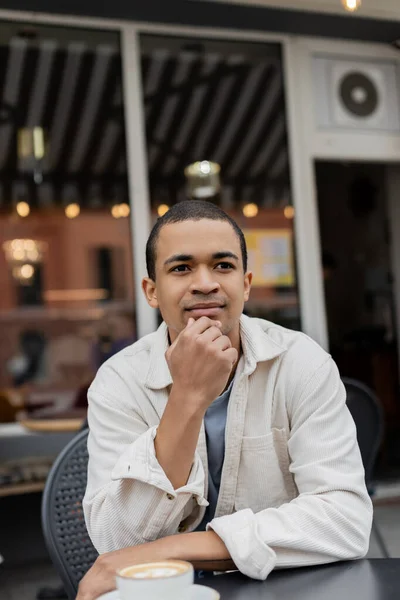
[79,200,372,600]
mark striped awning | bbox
[0,28,289,209]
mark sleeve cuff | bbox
[111,426,208,505]
[207,509,277,580]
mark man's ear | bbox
[244,271,252,302]
[142,278,159,309]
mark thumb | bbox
[186,317,195,328]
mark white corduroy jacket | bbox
[83,315,372,580]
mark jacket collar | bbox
[144,314,287,390]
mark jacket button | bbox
[166,493,174,500]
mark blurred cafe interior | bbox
[1,0,400,565]
[0,26,300,438]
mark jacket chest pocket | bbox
[234,427,297,513]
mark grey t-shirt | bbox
[196,379,233,531]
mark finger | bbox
[224,347,238,366]
[186,316,222,335]
[198,325,223,344]
[210,334,231,351]
[167,317,215,359]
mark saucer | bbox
[97,583,220,600]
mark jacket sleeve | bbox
[207,357,373,580]
[83,385,208,553]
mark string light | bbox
[16,201,30,217]
[284,206,295,220]
[119,203,130,217]
[65,203,80,219]
[111,203,130,218]
[242,203,259,218]
[111,204,121,219]
[157,204,170,217]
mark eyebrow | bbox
[164,254,193,266]
[164,251,239,266]
[212,251,239,261]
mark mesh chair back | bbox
[41,428,98,599]
[343,377,383,486]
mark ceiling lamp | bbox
[16,200,30,217]
[242,203,259,218]
[65,203,80,219]
[184,161,221,199]
[341,0,361,12]
[157,204,170,217]
[17,126,47,184]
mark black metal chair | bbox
[41,428,98,600]
[342,377,390,558]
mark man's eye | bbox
[216,262,234,270]
[172,265,189,272]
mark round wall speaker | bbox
[339,71,379,117]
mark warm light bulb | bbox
[242,203,259,218]
[13,249,25,261]
[16,201,30,217]
[111,205,121,219]
[342,0,361,12]
[20,264,34,279]
[65,203,80,219]
[119,203,130,218]
[28,249,39,262]
[24,240,34,250]
[284,206,295,219]
[157,204,170,217]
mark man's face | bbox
[142,219,252,344]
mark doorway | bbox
[316,160,400,472]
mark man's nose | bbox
[190,268,220,294]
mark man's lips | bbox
[185,303,224,310]
[185,303,225,317]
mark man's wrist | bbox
[148,534,180,561]
[160,530,232,563]
[168,386,209,419]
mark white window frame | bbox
[289,35,400,354]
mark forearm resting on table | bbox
[76,531,235,600]
[159,529,236,572]
[154,387,205,490]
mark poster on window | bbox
[244,229,295,287]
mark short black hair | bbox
[146,200,248,281]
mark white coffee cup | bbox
[116,560,194,600]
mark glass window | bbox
[0,22,136,433]
[139,34,300,331]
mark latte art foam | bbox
[120,561,191,580]
[131,567,182,579]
